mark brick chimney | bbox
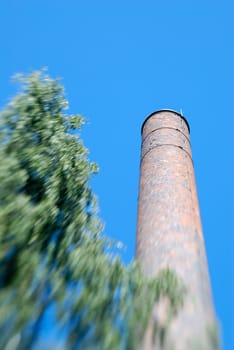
[136,110,217,349]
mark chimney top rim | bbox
[141,109,190,135]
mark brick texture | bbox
[136,110,216,350]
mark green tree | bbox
[0,71,185,350]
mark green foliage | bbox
[206,322,220,350]
[0,71,185,350]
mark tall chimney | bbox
[136,110,216,349]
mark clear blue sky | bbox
[0,1,233,349]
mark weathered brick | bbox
[136,110,216,350]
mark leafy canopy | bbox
[0,71,185,350]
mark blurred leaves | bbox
[0,71,185,350]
